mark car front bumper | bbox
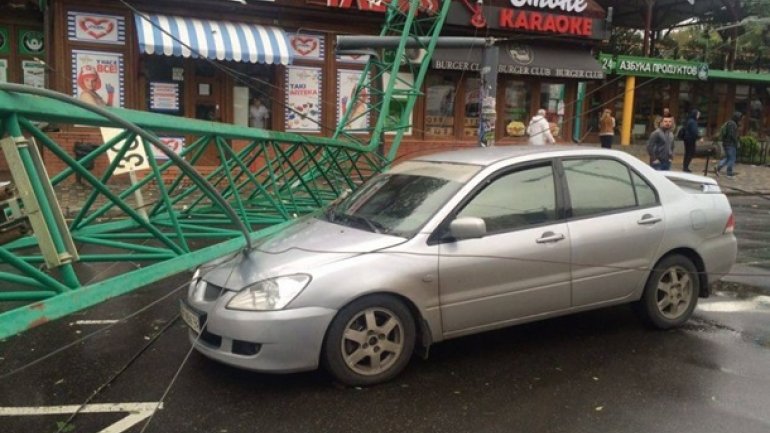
[185,303,337,373]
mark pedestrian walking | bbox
[647,115,675,171]
[682,109,703,172]
[715,111,742,179]
[526,109,555,146]
[598,108,615,149]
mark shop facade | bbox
[4,0,610,173]
[591,54,770,145]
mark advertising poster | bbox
[288,34,324,60]
[152,137,186,160]
[22,60,45,88]
[337,53,369,64]
[72,50,124,107]
[149,82,180,112]
[285,66,322,132]
[0,59,7,83]
[337,69,369,132]
[68,12,125,45]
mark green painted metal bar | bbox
[70,130,138,229]
[71,235,173,254]
[0,248,71,293]
[0,272,46,288]
[215,136,250,224]
[0,222,290,339]
[31,131,186,255]
[142,132,190,253]
[0,292,59,301]
[219,139,291,220]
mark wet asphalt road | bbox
[1,195,769,433]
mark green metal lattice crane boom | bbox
[0,0,451,338]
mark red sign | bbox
[446,3,606,41]
[499,9,593,37]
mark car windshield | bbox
[321,160,480,237]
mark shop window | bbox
[502,80,531,138]
[539,83,565,139]
[143,56,184,116]
[229,62,274,128]
[680,81,709,136]
[424,74,456,137]
[462,77,480,139]
[734,85,750,135]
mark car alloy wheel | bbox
[341,307,404,376]
[323,294,415,386]
[635,254,700,329]
[655,265,694,320]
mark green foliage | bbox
[738,135,764,164]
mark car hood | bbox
[202,216,404,290]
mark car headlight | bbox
[226,274,311,311]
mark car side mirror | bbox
[449,217,486,240]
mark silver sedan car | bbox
[181,146,737,386]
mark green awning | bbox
[708,69,770,84]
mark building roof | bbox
[595,0,747,30]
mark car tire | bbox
[635,254,700,329]
[322,294,415,386]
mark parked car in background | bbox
[181,146,737,386]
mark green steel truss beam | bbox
[0,88,388,338]
[0,0,454,338]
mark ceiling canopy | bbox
[595,0,747,30]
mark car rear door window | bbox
[563,159,643,218]
[456,164,556,233]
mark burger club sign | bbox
[326,0,606,40]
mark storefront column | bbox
[621,75,636,146]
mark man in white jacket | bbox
[526,109,556,145]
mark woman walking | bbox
[599,108,615,149]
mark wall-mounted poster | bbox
[0,59,7,83]
[152,137,185,160]
[72,50,124,107]
[0,27,9,55]
[22,60,45,88]
[337,53,369,64]
[288,33,324,60]
[337,69,369,132]
[149,82,180,112]
[68,12,126,45]
[285,66,322,132]
[19,29,44,56]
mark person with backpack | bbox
[715,111,742,179]
[647,115,675,170]
[682,109,703,173]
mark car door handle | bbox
[536,232,565,244]
[637,214,662,225]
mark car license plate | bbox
[180,300,204,334]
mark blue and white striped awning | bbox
[134,13,293,65]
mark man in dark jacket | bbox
[715,111,742,179]
[647,116,675,170]
[682,109,702,172]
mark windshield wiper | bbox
[338,213,385,234]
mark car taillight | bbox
[724,213,735,234]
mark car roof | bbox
[411,145,616,167]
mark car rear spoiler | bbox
[662,171,722,193]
